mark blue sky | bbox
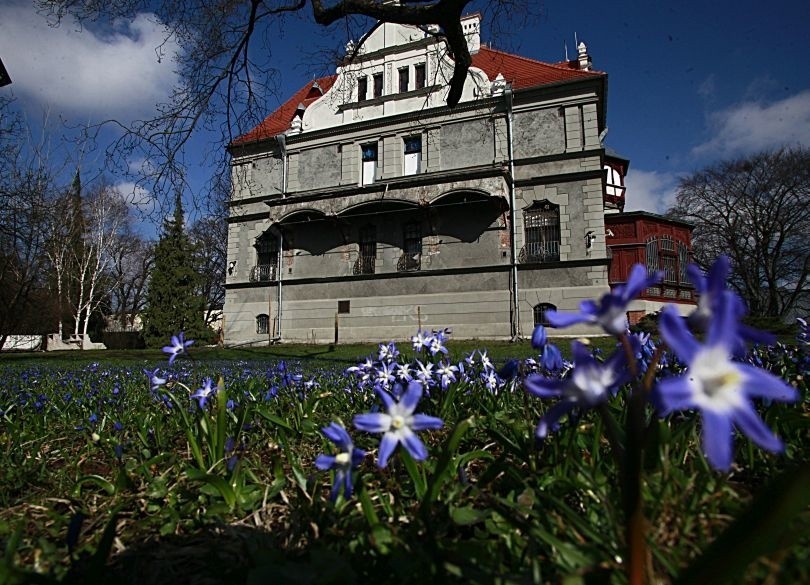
[1,0,809,222]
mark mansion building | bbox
[223,15,695,344]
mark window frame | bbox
[533,303,557,328]
[256,314,270,335]
[414,63,426,90]
[373,73,383,98]
[403,135,422,175]
[522,200,561,263]
[361,142,378,185]
[357,76,367,102]
[398,67,409,93]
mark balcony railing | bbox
[397,253,421,272]
[250,264,277,282]
[353,255,376,275]
[519,241,560,263]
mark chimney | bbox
[577,41,592,71]
[460,12,481,54]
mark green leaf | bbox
[450,505,487,526]
[73,474,116,497]
[185,467,237,510]
[400,449,427,499]
[423,416,474,506]
[677,464,810,584]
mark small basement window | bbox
[338,300,350,314]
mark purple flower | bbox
[526,342,630,439]
[191,377,217,408]
[353,380,444,468]
[540,343,564,371]
[435,360,459,390]
[652,301,798,471]
[143,368,167,391]
[797,317,809,345]
[546,264,663,336]
[411,330,430,352]
[162,332,194,364]
[315,422,365,502]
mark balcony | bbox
[250,264,277,282]
[519,241,560,263]
[353,255,376,275]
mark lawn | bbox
[0,329,807,584]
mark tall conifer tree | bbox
[142,192,208,347]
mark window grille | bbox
[253,235,278,281]
[533,303,557,327]
[646,238,660,275]
[256,314,270,335]
[522,202,560,262]
[677,242,689,283]
[399,221,422,271]
[357,225,376,274]
[414,63,426,90]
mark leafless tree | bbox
[35,1,534,208]
[668,147,810,319]
[107,231,154,330]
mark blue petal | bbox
[701,410,733,472]
[659,305,697,363]
[399,380,423,414]
[623,264,651,299]
[315,454,336,471]
[531,325,547,349]
[524,374,566,398]
[341,469,354,499]
[738,363,798,403]
[322,422,352,450]
[545,310,591,329]
[330,469,344,502]
[732,404,784,454]
[535,401,576,438]
[651,376,696,416]
[410,414,444,430]
[687,263,707,292]
[376,388,395,412]
[351,448,366,467]
[354,412,391,433]
[706,291,744,351]
[377,432,399,468]
[707,256,730,293]
[401,428,428,461]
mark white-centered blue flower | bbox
[191,377,216,408]
[353,380,444,468]
[545,264,663,336]
[526,341,630,438]
[162,332,194,364]
[653,300,798,471]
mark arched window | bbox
[645,237,660,275]
[533,303,557,327]
[256,314,270,335]
[522,200,560,263]
[677,242,689,283]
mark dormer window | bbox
[398,67,409,93]
[373,73,383,98]
[357,76,368,102]
[414,63,426,90]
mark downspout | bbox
[504,86,520,340]
[275,134,287,342]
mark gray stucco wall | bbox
[513,108,565,158]
[298,145,341,190]
[440,118,495,170]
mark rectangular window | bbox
[373,73,383,98]
[403,135,422,175]
[414,63,426,90]
[398,67,409,93]
[361,142,377,185]
[357,76,367,101]
[399,221,422,271]
[337,300,350,314]
[522,202,561,263]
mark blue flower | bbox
[353,380,444,468]
[428,329,450,356]
[526,341,630,438]
[315,423,365,502]
[143,368,167,391]
[191,377,217,408]
[435,360,459,390]
[652,301,798,471]
[686,256,774,352]
[546,264,663,336]
[540,342,564,371]
[162,332,194,364]
[411,330,429,352]
[796,317,809,346]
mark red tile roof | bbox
[233,47,603,145]
[232,75,337,145]
[471,46,603,89]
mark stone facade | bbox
[224,16,614,344]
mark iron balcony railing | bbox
[250,264,277,282]
[353,255,376,275]
[519,241,560,263]
[397,253,421,272]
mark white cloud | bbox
[0,2,180,121]
[623,169,680,214]
[113,181,156,214]
[693,90,810,157]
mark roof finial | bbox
[577,41,592,71]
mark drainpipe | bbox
[275,134,288,341]
[504,86,520,340]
